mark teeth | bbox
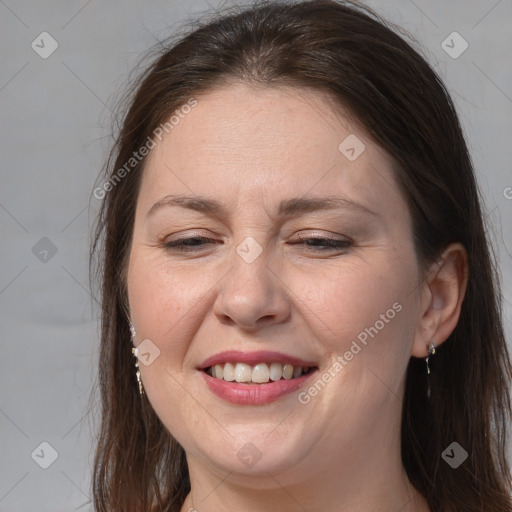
[223,362,235,381]
[252,363,270,383]
[213,364,224,379]
[269,362,282,381]
[282,364,293,380]
[235,363,252,383]
[207,362,312,384]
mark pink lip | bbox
[197,350,319,405]
[198,350,317,369]
[200,369,318,405]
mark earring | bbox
[130,324,144,396]
[425,341,436,398]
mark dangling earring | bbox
[130,324,144,396]
[425,341,436,398]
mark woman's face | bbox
[127,83,426,483]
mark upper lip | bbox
[198,350,318,370]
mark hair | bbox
[89,1,512,511]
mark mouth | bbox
[198,350,319,405]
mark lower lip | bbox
[199,370,317,405]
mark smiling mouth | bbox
[204,362,317,384]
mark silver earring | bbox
[425,341,436,398]
[130,324,144,396]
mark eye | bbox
[163,235,218,252]
[291,235,353,252]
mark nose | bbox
[213,251,291,331]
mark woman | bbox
[90,1,512,511]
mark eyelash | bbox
[163,235,352,253]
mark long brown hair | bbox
[89,1,512,510]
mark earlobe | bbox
[411,243,468,358]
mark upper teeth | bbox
[208,362,310,383]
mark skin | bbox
[126,83,468,512]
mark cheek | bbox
[127,253,202,364]
[127,255,211,447]
[295,256,416,353]
[295,258,419,428]
[299,255,420,409]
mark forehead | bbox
[138,83,408,222]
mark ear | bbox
[411,243,469,358]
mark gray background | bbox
[0,1,511,510]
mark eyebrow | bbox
[146,194,379,219]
